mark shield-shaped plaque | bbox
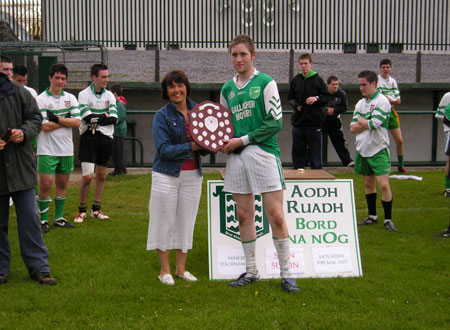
[189,101,234,152]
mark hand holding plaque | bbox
[189,101,234,152]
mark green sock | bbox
[397,155,404,167]
[446,175,450,189]
[54,197,66,220]
[37,196,51,222]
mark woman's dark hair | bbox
[161,70,191,100]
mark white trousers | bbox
[147,170,203,253]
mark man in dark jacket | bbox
[324,76,354,167]
[0,55,56,285]
[288,53,329,169]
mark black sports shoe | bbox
[384,220,398,232]
[444,189,450,197]
[41,221,49,233]
[53,218,75,228]
[30,272,57,286]
[229,272,260,287]
[281,278,301,293]
[398,166,408,174]
[434,228,450,238]
[0,273,8,284]
[357,216,378,226]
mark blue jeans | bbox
[292,126,323,169]
[0,188,50,276]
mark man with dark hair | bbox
[288,53,329,169]
[350,70,397,232]
[0,55,56,285]
[0,55,13,80]
[377,59,407,173]
[324,76,353,167]
[74,64,117,223]
[12,65,38,98]
[36,64,81,232]
[108,83,127,176]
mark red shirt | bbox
[182,123,198,171]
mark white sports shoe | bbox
[90,210,109,220]
[74,212,87,223]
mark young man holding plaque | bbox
[350,70,398,232]
[220,34,301,293]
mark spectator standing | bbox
[324,76,354,167]
[288,53,329,169]
[0,56,56,285]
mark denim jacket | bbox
[152,98,205,177]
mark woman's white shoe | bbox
[158,274,175,286]
[175,271,198,282]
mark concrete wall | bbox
[67,84,449,168]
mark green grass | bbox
[1,170,450,329]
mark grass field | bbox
[1,170,449,330]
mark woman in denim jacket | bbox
[147,70,206,286]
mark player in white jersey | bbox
[350,70,398,232]
[434,91,450,237]
[220,34,300,293]
[74,64,118,223]
[12,66,38,98]
[36,64,81,233]
[377,59,407,173]
[435,92,450,198]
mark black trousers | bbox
[323,117,353,166]
[292,126,323,169]
[112,136,127,174]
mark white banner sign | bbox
[207,179,363,280]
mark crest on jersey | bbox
[249,87,261,99]
[228,91,235,100]
[370,104,376,111]
[65,101,70,108]
[105,101,110,107]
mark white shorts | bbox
[147,170,203,253]
[224,145,285,194]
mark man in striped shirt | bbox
[74,64,117,223]
[377,59,407,173]
[36,64,81,233]
[350,70,398,232]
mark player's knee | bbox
[236,209,254,225]
[266,209,285,228]
[96,171,107,182]
[81,162,95,177]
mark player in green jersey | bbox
[220,34,300,293]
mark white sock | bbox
[273,237,292,279]
[242,240,258,275]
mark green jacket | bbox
[113,100,127,137]
[0,75,42,195]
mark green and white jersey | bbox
[78,83,117,138]
[351,91,391,157]
[36,89,81,156]
[435,92,450,132]
[24,85,38,98]
[377,74,400,103]
[220,69,282,157]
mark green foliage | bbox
[1,171,449,329]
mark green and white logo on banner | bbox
[212,185,269,241]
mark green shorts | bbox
[38,155,74,174]
[354,149,391,176]
[388,107,400,129]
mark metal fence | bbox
[2,0,450,52]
